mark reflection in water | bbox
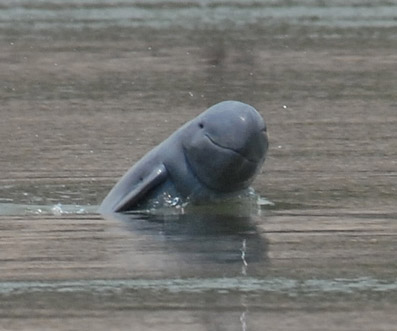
[107,208,269,274]
[104,208,269,330]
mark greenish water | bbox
[2,277,397,295]
[2,1,397,29]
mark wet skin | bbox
[99,101,268,214]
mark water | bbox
[1,1,397,330]
[2,1,397,29]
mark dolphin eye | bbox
[198,123,204,129]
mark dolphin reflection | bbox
[104,208,269,273]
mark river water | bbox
[1,1,397,330]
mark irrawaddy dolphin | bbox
[99,100,269,214]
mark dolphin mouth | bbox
[205,134,258,163]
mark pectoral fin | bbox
[101,164,168,213]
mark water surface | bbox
[1,1,396,330]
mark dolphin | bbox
[99,101,268,214]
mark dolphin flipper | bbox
[112,164,168,212]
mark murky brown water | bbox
[1,1,397,330]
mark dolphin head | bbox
[183,101,268,192]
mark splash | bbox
[133,190,276,217]
[0,190,274,217]
[0,203,97,216]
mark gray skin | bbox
[99,101,268,214]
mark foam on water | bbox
[137,191,274,217]
[0,192,274,217]
[0,202,98,216]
